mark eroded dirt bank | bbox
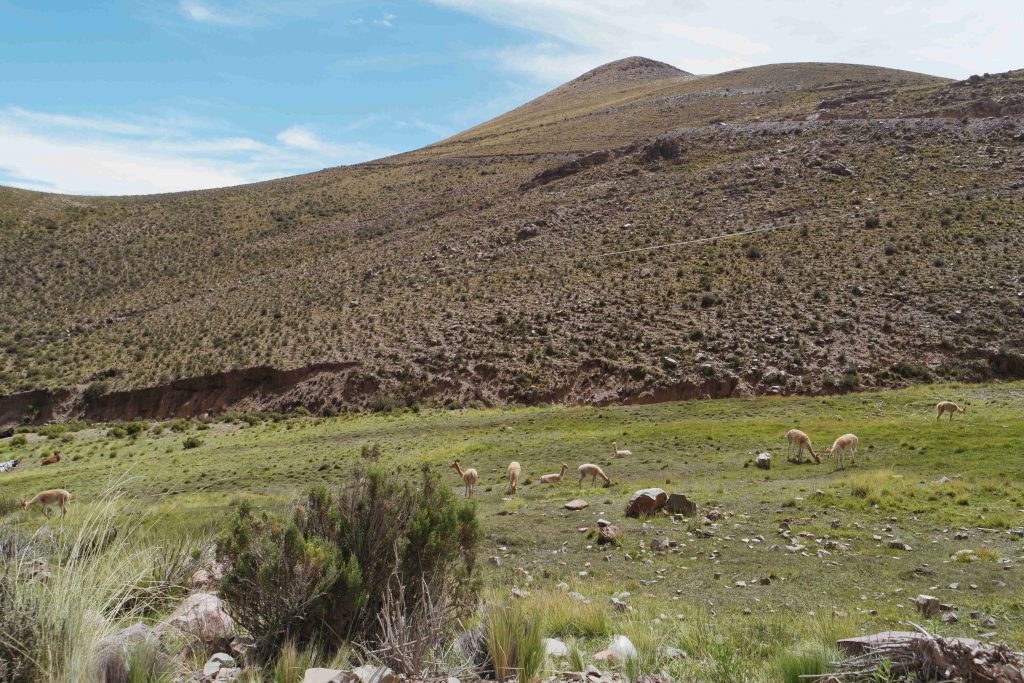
[1,348,1021,426]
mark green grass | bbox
[3,381,1024,680]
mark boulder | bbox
[156,592,235,651]
[626,488,667,517]
[597,524,621,545]
[565,499,589,511]
[756,452,772,470]
[94,623,161,683]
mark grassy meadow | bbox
[3,381,1024,680]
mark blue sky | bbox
[1,0,1022,195]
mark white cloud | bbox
[431,0,1024,81]
[0,107,396,195]
[179,0,251,26]
[373,13,396,28]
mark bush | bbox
[123,421,146,437]
[182,436,203,449]
[10,434,27,447]
[218,466,480,659]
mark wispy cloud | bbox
[373,13,396,28]
[0,107,396,195]
[431,0,1024,81]
[179,0,252,26]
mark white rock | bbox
[203,653,235,677]
[606,634,638,661]
[301,669,346,683]
[544,638,569,657]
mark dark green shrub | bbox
[218,466,480,658]
[10,435,28,447]
[123,421,146,437]
[108,426,128,439]
[169,419,191,433]
[182,436,203,450]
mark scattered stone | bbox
[889,539,912,551]
[665,647,688,660]
[597,518,612,527]
[229,636,255,664]
[915,595,941,617]
[544,638,569,657]
[565,499,589,511]
[203,653,236,678]
[694,528,715,539]
[510,587,530,599]
[984,616,998,628]
[94,623,161,683]
[19,557,53,583]
[649,537,668,551]
[667,493,700,516]
[568,591,591,604]
[592,635,637,663]
[488,556,502,566]
[610,597,633,613]
[349,664,400,683]
[598,524,621,545]
[756,452,772,470]
[626,488,668,517]
[941,611,959,623]
[188,562,224,592]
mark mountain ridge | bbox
[1,59,1022,422]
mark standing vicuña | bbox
[578,463,611,488]
[450,461,478,498]
[824,434,859,469]
[786,429,819,464]
[936,401,966,421]
[507,461,521,494]
[21,489,72,518]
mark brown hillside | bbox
[1,61,1023,422]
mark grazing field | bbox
[3,381,1024,680]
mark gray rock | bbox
[94,623,161,683]
[565,499,589,511]
[203,653,236,677]
[915,595,940,617]
[756,452,772,470]
[544,638,569,657]
[666,493,697,516]
[302,669,346,683]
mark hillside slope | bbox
[1,59,1023,422]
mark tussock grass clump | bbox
[484,600,545,683]
[0,489,202,681]
[528,589,611,639]
[772,644,835,683]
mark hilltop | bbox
[1,59,1023,422]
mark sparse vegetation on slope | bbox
[1,60,1023,420]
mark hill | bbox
[1,59,1024,423]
